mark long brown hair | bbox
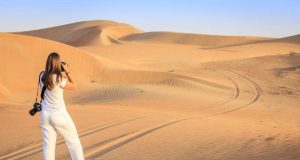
[42,52,63,89]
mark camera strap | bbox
[35,71,47,103]
[41,84,47,102]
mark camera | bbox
[61,61,66,72]
[29,102,42,116]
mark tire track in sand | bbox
[209,70,262,116]
[177,69,261,115]
[166,70,240,111]
[1,70,262,160]
[207,70,240,108]
[82,70,262,159]
[84,117,190,159]
[0,115,151,160]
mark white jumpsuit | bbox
[39,73,84,160]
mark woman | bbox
[39,52,84,160]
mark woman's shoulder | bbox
[39,71,45,76]
[39,71,45,81]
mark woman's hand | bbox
[61,62,70,73]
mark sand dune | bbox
[120,31,269,46]
[204,34,300,50]
[18,21,270,47]
[78,41,300,72]
[1,20,300,160]
[0,32,232,106]
[0,32,133,103]
[266,34,300,44]
[18,20,143,46]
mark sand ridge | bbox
[120,31,270,46]
[18,20,143,46]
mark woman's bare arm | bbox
[64,73,77,90]
[61,63,77,90]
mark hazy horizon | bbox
[0,0,299,38]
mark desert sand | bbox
[0,20,300,160]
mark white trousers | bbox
[40,107,84,160]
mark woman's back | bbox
[39,72,67,109]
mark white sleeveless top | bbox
[39,72,67,110]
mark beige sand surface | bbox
[0,21,300,160]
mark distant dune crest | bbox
[18,20,143,46]
[120,31,269,46]
[17,20,274,47]
[18,20,300,48]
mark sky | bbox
[0,0,299,37]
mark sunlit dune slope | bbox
[267,34,300,44]
[120,31,269,46]
[17,20,270,47]
[18,20,143,46]
[0,32,131,102]
[0,32,230,107]
[204,34,300,49]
